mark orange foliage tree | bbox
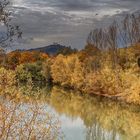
[6,51,48,69]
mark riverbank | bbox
[1,64,140,106]
[50,63,140,106]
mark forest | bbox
[1,13,140,105]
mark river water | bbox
[43,86,140,140]
[2,86,140,140]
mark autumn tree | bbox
[42,58,54,83]
[6,51,21,69]
[5,50,48,69]
[19,51,36,64]
[88,13,140,69]
[51,54,85,89]
[19,51,48,64]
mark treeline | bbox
[87,13,140,69]
[0,50,48,69]
[42,13,140,104]
[1,13,140,104]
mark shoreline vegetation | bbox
[3,1,140,139]
[1,13,140,105]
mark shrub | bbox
[0,67,16,95]
[42,58,54,83]
[120,70,140,105]
[16,62,45,83]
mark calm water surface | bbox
[42,86,140,140]
[3,86,140,140]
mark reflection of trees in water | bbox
[48,86,140,140]
[0,97,61,140]
[86,124,118,140]
[85,109,121,140]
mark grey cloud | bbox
[10,0,140,50]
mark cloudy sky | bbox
[10,0,140,50]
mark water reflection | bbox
[47,86,140,140]
[3,85,140,140]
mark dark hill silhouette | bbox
[15,43,77,56]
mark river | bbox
[42,86,140,140]
[1,86,140,140]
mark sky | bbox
[10,0,140,50]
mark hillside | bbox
[28,43,77,55]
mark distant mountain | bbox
[28,43,77,55]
